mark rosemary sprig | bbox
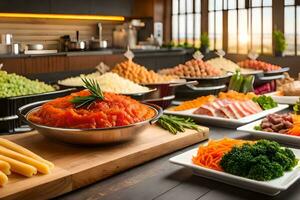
[157,114,200,134]
[70,78,104,108]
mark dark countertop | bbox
[0,48,190,58]
[55,122,300,200]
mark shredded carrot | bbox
[192,138,251,171]
[172,95,216,111]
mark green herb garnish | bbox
[252,95,277,110]
[254,125,262,131]
[157,114,200,134]
[293,97,300,115]
[70,78,104,108]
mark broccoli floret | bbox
[220,139,297,181]
[252,140,280,157]
[248,155,273,181]
[272,151,295,171]
[220,144,253,177]
[270,162,284,179]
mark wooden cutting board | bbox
[0,125,209,200]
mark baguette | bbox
[0,171,8,186]
[0,160,10,175]
[0,138,54,168]
[0,146,50,174]
[0,155,37,177]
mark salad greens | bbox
[252,95,278,110]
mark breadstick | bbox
[0,138,54,168]
[0,146,50,174]
[0,171,8,186]
[0,160,10,175]
[0,155,37,177]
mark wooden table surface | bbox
[53,125,300,200]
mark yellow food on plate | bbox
[218,91,257,101]
[0,146,50,174]
[112,60,177,84]
[0,138,54,169]
[173,95,216,111]
[0,155,37,177]
[0,171,8,186]
[0,160,10,175]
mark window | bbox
[171,0,274,54]
[227,0,248,54]
[208,0,223,50]
[284,0,300,55]
[172,0,201,47]
[226,0,272,54]
[249,0,272,54]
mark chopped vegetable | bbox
[220,140,298,181]
[228,70,255,93]
[193,139,298,181]
[192,138,250,171]
[157,115,200,134]
[172,95,216,111]
[293,98,300,115]
[252,95,278,110]
[0,70,54,98]
[218,90,257,101]
[228,70,244,91]
[287,114,300,136]
[241,75,255,93]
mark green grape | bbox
[0,70,55,98]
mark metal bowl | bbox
[180,73,233,87]
[17,100,162,145]
[263,67,290,76]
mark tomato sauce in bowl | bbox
[28,90,156,129]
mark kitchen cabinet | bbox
[0,0,134,16]
[90,0,133,16]
[49,0,91,14]
[0,0,51,13]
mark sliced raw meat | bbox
[193,105,217,116]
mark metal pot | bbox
[67,31,87,51]
[142,80,198,99]
[140,80,198,108]
[89,39,108,50]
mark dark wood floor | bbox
[55,126,300,200]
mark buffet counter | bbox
[57,122,300,200]
[0,48,187,58]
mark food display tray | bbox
[237,119,300,146]
[0,125,209,200]
[0,88,76,133]
[181,73,232,87]
[266,92,299,105]
[164,104,289,128]
[263,67,290,76]
[169,146,300,196]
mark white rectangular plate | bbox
[237,119,300,146]
[164,104,289,128]
[169,147,300,196]
[266,92,299,105]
